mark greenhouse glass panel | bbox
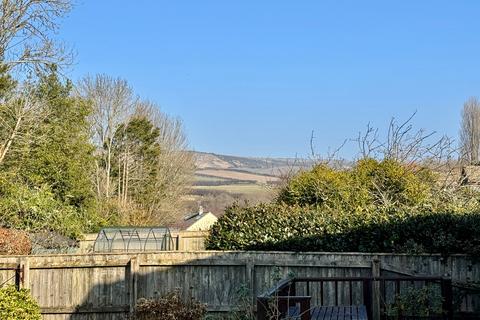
[93,227,176,252]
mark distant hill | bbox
[183,152,316,215]
[193,151,314,178]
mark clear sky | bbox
[59,1,480,158]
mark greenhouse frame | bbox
[93,227,176,253]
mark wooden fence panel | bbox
[0,252,477,319]
[137,265,247,311]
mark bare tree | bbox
[78,77,194,225]
[354,112,457,167]
[352,112,460,191]
[130,101,195,224]
[460,97,480,165]
[77,74,136,198]
[0,0,73,72]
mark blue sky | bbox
[59,1,480,158]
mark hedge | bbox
[0,286,41,320]
[206,203,480,257]
[206,159,480,256]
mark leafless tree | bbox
[354,112,457,167]
[0,85,46,165]
[131,101,195,224]
[77,77,194,225]
[0,0,73,73]
[459,97,480,165]
[77,74,136,199]
[352,112,461,192]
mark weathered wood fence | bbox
[0,252,478,319]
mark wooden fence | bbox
[0,251,478,319]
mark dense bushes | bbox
[206,159,480,256]
[133,289,207,320]
[0,175,94,239]
[277,159,463,214]
[206,203,480,256]
[0,286,41,320]
[0,228,31,255]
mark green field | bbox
[192,183,271,195]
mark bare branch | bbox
[0,0,73,73]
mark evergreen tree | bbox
[0,69,103,238]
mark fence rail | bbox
[0,251,477,319]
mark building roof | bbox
[172,207,217,231]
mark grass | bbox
[196,169,279,184]
[194,175,233,183]
[192,183,271,195]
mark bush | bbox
[206,202,480,256]
[0,228,31,255]
[132,289,207,320]
[277,159,437,213]
[206,159,480,256]
[0,285,41,320]
[0,176,88,239]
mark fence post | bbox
[246,259,255,308]
[16,258,30,290]
[363,279,372,319]
[128,256,139,314]
[441,278,453,320]
[371,256,381,320]
[177,233,185,251]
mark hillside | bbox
[184,152,315,215]
[194,151,313,175]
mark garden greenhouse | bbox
[93,227,176,252]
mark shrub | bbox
[207,159,480,256]
[0,177,87,239]
[132,289,207,320]
[0,228,31,255]
[206,202,480,256]
[206,203,348,251]
[277,159,436,213]
[0,285,41,320]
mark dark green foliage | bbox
[112,116,161,204]
[0,285,41,320]
[26,72,96,211]
[386,285,443,317]
[207,159,480,256]
[207,203,480,256]
[0,70,104,238]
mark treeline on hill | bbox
[207,118,480,256]
[0,1,193,245]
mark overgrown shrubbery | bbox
[0,286,41,320]
[0,174,96,239]
[132,289,207,320]
[0,228,31,255]
[206,159,480,256]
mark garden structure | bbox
[93,227,175,252]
